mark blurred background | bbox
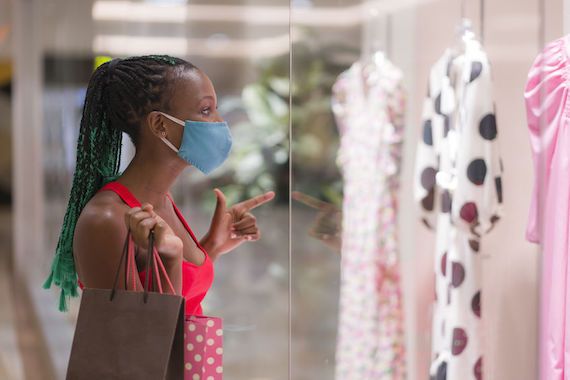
[0,0,566,379]
[4,1,290,379]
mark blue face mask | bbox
[157,111,232,174]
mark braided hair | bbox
[43,55,198,311]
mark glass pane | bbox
[291,0,546,378]
[36,1,290,379]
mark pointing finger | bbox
[291,191,330,211]
[236,191,275,212]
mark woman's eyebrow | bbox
[196,95,216,107]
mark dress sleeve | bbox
[331,72,349,135]
[386,71,407,182]
[524,37,568,244]
[331,71,350,173]
[451,50,504,237]
[414,78,439,230]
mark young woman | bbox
[42,55,275,315]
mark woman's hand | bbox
[292,191,342,253]
[203,188,275,259]
[125,203,183,265]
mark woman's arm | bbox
[73,201,183,294]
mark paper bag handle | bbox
[110,228,176,302]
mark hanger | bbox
[451,18,477,57]
[452,0,485,56]
[359,7,390,75]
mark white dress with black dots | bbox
[414,37,504,380]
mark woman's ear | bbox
[146,111,167,138]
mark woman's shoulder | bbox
[74,190,129,247]
[73,190,132,287]
[80,190,128,224]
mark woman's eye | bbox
[201,107,211,115]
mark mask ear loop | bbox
[159,123,180,153]
[158,111,185,126]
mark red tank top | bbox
[76,181,214,316]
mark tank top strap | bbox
[165,193,209,257]
[98,181,141,208]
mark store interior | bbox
[0,0,565,379]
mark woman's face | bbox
[151,68,224,154]
[169,68,223,123]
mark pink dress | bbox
[524,35,570,380]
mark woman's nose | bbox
[214,112,224,123]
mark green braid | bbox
[43,54,197,311]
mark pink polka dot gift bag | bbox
[184,315,223,379]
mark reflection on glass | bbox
[292,190,342,252]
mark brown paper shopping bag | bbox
[66,229,185,380]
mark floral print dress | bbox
[331,52,406,380]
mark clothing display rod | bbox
[460,0,485,44]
